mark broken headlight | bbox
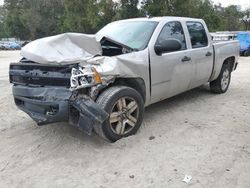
[70,66,102,91]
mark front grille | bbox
[9,63,72,87]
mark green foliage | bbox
[195,0,221,31]
[0,0,249,40]
[2,0,64,40]
[0,6,8,38]
[141,0,222,31]
[223,5,244,31]
[114,0,142,20]
[3,0,29,39]
[97,0,118,28]
[62,0,97,33]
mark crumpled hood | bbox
[21,33,102,65]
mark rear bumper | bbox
[13,86,108,135]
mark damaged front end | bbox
[9,31,150,135]
[9,62,109,135]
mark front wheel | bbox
[94,86,144,142]
[210,63,231,94]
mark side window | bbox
[156,21,187,51]
[186,22,208,48]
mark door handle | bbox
[182,56,191,62]
[206,51,213,57]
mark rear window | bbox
[186,22,208,48]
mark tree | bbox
[1,0,250,40]
[222,5,243,31]
[141,0,221,31]
[62,0,99,33]
[4,0,29,39]
[195,0,221,31]
[97,0,118,28]
[19,0,42,39]
[4,0,65,39]
[141,0,170,16]
[115,0,142,20]
[0,5,8,38]
[35,0,65,38]
[142,0,201,17]
[240,8,250,30]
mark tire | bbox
[244,51,249,57]
[94,86,144,142]
[210,63,231,94]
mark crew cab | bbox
[9,17,240,142]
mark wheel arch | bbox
[209,56,236,82]
[107,78,146,103]
[210,61,232,94]
[223,56,236,72]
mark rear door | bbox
[185,21,214,88]
[149,21,194,103]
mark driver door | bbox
[150,21,194,104]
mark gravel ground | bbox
[0,51,250,188]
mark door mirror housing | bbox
[155,39,182,55]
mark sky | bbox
[0,0,249,9]
[212,0,250,9]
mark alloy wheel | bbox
[109,97,139,135]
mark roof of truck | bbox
[116,16,204,23]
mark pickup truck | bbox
[9,17,240,142]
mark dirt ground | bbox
[0,51,249,188]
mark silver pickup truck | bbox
[9,17,240,142]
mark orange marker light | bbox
[92,67,102,84]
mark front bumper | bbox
[13,85,108,135]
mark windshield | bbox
[97,21,158,50]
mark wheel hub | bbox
[109,97,139,136]
[121,110,127,119]
[221,69,230,91]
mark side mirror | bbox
[155,39,182,55]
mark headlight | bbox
[70,66,102,91]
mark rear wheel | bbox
[94,86,144,142]
[210,63,231,94]
[244,51,249,57]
